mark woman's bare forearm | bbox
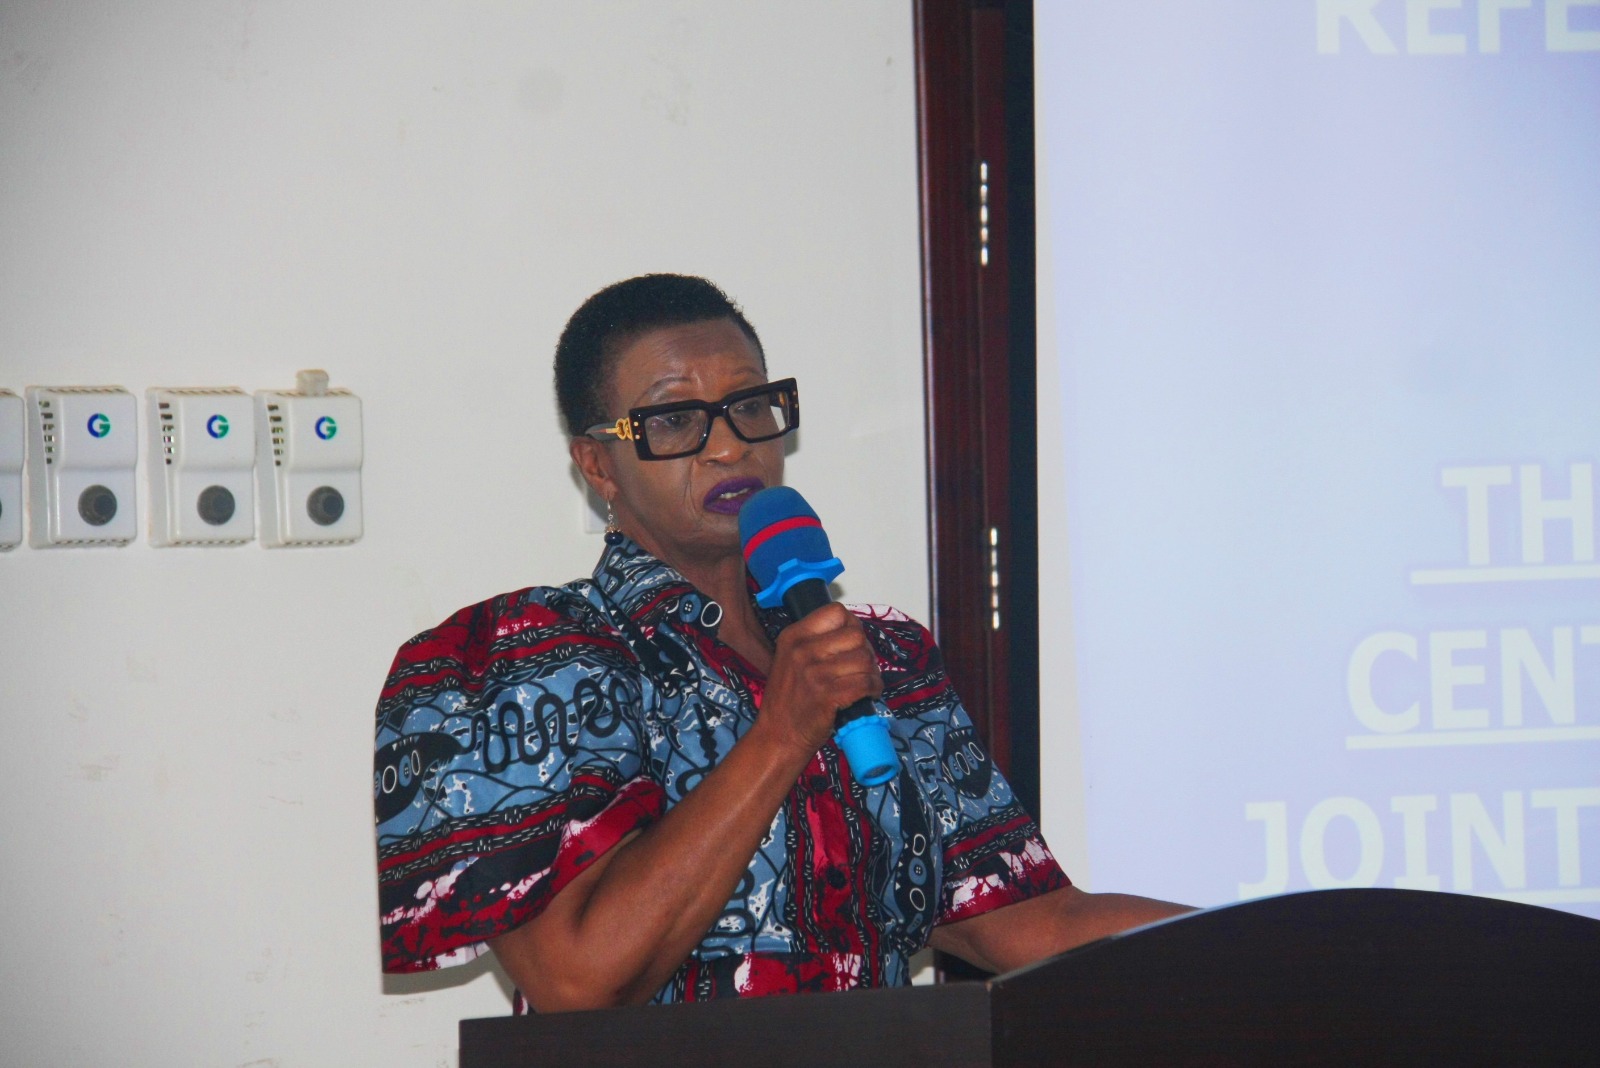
[490,710,818,1010]
[929,885,1194,975]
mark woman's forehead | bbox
[608,319,767,406]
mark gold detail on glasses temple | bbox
[598,418,634,442]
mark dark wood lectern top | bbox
[460,889,1600,1067]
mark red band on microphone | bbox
[742,515,821,561]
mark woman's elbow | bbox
[521,974,634,1014]
[491,943,649,1014]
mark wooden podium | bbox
[460,889,1600,1066]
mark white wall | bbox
[0,3,926,1064]
[1032,139,1091,888]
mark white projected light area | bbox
[1035,1,1599,919]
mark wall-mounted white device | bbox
[0,390,24,551]
[254,370,363,547]
[147,388,256,546]
[26,386,138,547]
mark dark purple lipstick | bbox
[704,477,765,515]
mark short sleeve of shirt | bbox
[373,585,665,974]
[854,605,1071,929]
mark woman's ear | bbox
[570,436,618,502]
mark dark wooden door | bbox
[916,0,1038,815]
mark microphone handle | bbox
[780,578,876,727]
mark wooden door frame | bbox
[915,0,1039,818]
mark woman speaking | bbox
[372,274,1186,1012]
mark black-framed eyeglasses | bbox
[585,378,799,461]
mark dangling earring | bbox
[604,500,623,545]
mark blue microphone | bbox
[740,486,898,787]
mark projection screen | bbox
[1035,0,1599,919]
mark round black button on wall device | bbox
[306,485,345,526]
[197,485,236,526]
[78,484,118,526]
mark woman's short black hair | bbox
[554,273,765,438]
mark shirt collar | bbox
[589,536,792,636]
[590,535,700,624]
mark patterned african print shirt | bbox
[373,538,1068,1004]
